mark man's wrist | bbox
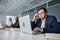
[32,19,35,21]
[41,28,43,32]
[32,18,36,21]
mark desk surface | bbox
[0,28,60,40]
[0,28,47,40]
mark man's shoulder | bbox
[47,15,57,21]
[47,15,56,19]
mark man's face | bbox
[38,9,47,19]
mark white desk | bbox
[0,28,60,40]
[0,28,47,40]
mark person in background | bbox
[31,7,60,33]
[6,18,13,28]
[13,16,20,28]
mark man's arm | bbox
[31,21,37,31]
[31,13,39,31]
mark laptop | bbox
[19,15,42,35]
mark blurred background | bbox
[0,0,60,28]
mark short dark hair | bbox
[37,7,47,13]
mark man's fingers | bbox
[34,28,38,32]
[34,27,43,32]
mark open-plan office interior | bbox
[0,0,60,40]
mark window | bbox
[28,8,35,13]
[22,11,27,16]
[48,0,60,7]
[36,3,46,10]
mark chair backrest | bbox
[57,22,60,28]
[58,22,60,24]
[0,22,6,28]
[0,22,3,28]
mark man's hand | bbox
[34,27,43,32]
[39,28,43,32]
[32,14,38,21]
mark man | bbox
[31,7,60,33]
